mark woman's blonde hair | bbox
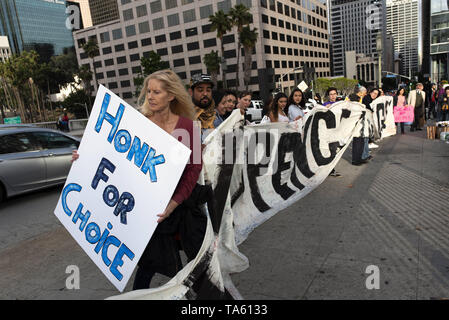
[138,69,195,119]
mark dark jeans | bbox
[133,266,156,290]
[352,137,364,163]
[396,122,405,134]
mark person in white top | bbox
[287,88,306,121]
[261,92,289,123]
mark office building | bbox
[88,0,120,26]
[386,0,419,78]
[0,36,12,62]
[329,0,388,80]
[429,0,449,82]
[0,0,74,57]
[73,0,331,104]
[68,0,93,29]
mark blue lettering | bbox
[103,185,119,207]
[141,148,166,182]
[85,222,101,244]
[95,93,125,143]
[113,192,135,225]
[72,203,91,232]
[101,235,121,267]
[126,136,150,167]
[110,244,135,281]
[94,223,112,254]
[61,183,82,216]
[114,130,132,153]
[92,158,116,190]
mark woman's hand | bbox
[294,115,303,121]
[71,150,79,162]
[157,199,179,223]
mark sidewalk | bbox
[231,128,449,299]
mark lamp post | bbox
[278,67,303,93]
[376,33,383,88]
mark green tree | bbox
[75,65,93,109]
[204,51,221,89]
[61,89,91,119]
[209,10,232,89]
[81,39,99,89]
[240,26,258,90]
[229,4,252,89]
[133,51,169,97]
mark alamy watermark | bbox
[65,265,80,290]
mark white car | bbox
[246,100,264,122]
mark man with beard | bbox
[189,74,216,140]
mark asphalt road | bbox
[0,128,448,300]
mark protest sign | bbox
[393,105,414,123]
[370,96,396,139]
[54,85,191,292]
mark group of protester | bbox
[71,69,448,293]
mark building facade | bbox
[386,0,419,78]
[73,0,331,105]
[68,0,93,29]
[0,35,12,62]
[329,0,387,80]
[430,0,449,82]
[0,0,74,56]
[88,0,120,26]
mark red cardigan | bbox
[171,116,202,204]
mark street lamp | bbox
[376,32,383,88]
[278,67,303,93]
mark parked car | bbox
[0,125,80,202]
[246,100,265,122]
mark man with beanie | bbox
[189,74,216,139]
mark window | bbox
[121,80,131,88]
[185,27,198,37]
[170,31,182,40]
[141,37,152,46]
[117,56,127,64]
[200,5,213,19]
[138,21,150,34]
[157,48,168,56]
[125,25,136,37]
[123,92,133,99]
[150,0,162,13]
[264,45,271,54]
[183,9,196,23]
[202,24,212,34]
[173,58,185,67]
[187,42,200,50]
[136,5,147,17]
[153,17,164,30]
[166,0,177,9]
[115,44,125,52]
[223,35,235,44]
[262,14,268,24]
[123,8,134,21]
[155,35,166,43]
[130,53,140,61]
[171,45,183,54]
[106,70,116,77]
[105,58,114,66]
[217,0,232,13]
[100,32,110,43]
[112,29,123,40]
[224,50,236,58]
[109,82,118,89]
[181,0,193,4]
[34,132,78,150]
[132,66,142,74]
[189,56,201,64]
[118,68,129,76]
[0,133,39,154]
[177,72,187,79]
[203,38,217,48]
[167,13,180,26]
[102,47,112,55]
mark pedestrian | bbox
[430,83,438,120]
[323,87,338,107]
[408,83,426,131]
[287,88,305,122]
[363,87,380,153]
[222,90,237,120]
[62,112,70,132]
[261,92,289,123]
[236,91,252,124]
[437,86,449,122]
[351,86,369,166]
[72,69,205,290]
[188,73,216,139]
[394,88,408,134]
[212,91,227,128]
[262,95,273,118]
[314,93,322,105]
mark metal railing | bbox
[32,119,88,131]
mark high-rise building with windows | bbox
[0,0,74,57]
[88,0,120,26]
[73,0,331,104]
[429,0,449,82]
[329,0,388,82]
[386,0,419,78]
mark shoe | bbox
[417,128,423,131]
[368,143,378,149]
[352,159,368,166]
[329,171,342,177]
[365,155,373,160]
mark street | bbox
[0,129,448,300]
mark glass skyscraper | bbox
[0,0,74,57]
[430,0,449,81]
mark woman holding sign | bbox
[73,70,204,290]
[394,88,408,135]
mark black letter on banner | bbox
[311,112,339,166]
[293,116,315,179]
[246,131,273,212]
[212,132,237,233]
[376,103,385,131]
[272,132,299,200]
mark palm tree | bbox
[209,10,232,89]
[229,4,252,90]
[240,26,258,90]
[204,50,221,88]
[82,38,99,91]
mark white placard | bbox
[54,85,191,292]
[297,81,308,92]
